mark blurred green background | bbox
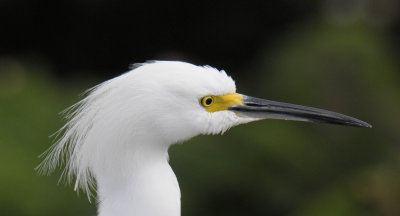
[1,1,400,216]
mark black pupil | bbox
[205,98,212,105]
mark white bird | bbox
[38,61,371,216]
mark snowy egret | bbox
[39,61,371,216]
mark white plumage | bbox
[39,61,370,216]
[39,61,251,216]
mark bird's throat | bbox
[96,146,181,216]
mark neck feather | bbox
[95,141,180,216]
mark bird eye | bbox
[201,96,214,107]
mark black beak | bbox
[229,95,372,128]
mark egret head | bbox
[39,61,371,198]
[121,61,370,141]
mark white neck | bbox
[95,142,180,216]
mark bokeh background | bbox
[1,0,400,215]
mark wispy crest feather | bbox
[37,80,113,199]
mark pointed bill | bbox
[229,95,372,128]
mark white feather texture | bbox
[38,61,251,216]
